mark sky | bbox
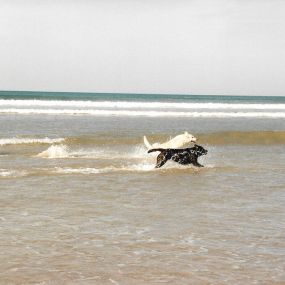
[0,0,285,96]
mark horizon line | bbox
[0,90,285,99]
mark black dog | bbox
[148,144,208,168]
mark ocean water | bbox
[0,91,285,284]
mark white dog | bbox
[143,131,197,149]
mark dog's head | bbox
[193,144,208,156]
[183,131,197,143]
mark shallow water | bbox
[1,95,285,284]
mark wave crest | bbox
[1,99,285,110]
[1,108,285,118]
[37,145,70,158]
[0,169,27,178]
[0,137,64,146]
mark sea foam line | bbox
[0,169,27,178]
[37,144,148,159]
[54,162,208,174]
[54,164,160,174]
[1,99,285,110]
[0,137,65,146]
[1,108,285,118]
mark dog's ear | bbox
[184,131,188,135]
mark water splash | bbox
[37,145,70,158]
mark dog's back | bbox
[144,132,197,149]
[148,145,207,168]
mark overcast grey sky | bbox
[0,0,285,96]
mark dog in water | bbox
[148,144,208,168]
[143,131,197,150]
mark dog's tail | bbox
[143,136,152,149]
[147,148,165,153]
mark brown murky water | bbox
[1,113,285,284]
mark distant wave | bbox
[1,108,285,118]
[1,99,285,110]
[0,137,65,146]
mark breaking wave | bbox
[0,169,27,178]
[1,99,285,110]
[0,137,65,146]
[1,108,285,118]
[36,144,148,159]
[1,98,285,118]
[37,145,70,158]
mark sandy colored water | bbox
[1,113,285,284]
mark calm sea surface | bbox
[0,91,285,284]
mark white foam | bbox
[1,108,285,118]
[37,144,148,160]
[37,146,127,160]
[52,161,204,174]
[1,99,285,110]
[124,163,155,171]
[0,137,65,146]
[0,169,14,177]
[36,146,113,159]
[0,169,26,178]
[55,167,101,174]
[37,145,69,158]
[54,163,155,175]
[129,145,149,158]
